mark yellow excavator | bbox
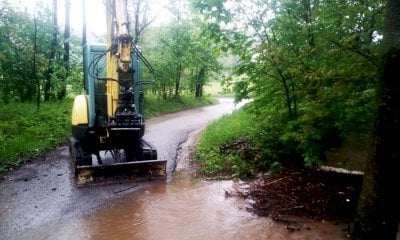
[69,0,166,185]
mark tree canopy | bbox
[193,0,384,166]
[0,0,221,104]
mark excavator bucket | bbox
[69,138,167,187]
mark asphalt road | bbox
[0,97,243,240]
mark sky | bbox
[15,0,172,42]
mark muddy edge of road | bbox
[175,128,204,176]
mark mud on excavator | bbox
[69,0,166,186]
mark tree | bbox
[128,0,155,44]
[63,0,70,72]
[0,0,42,103]
[193,0,383,166]
[33,3,40,109]
[186,20,221,98]
[146,23,191,99]
[60,0,70,100]
[351,0,400,238]
[44,0,58,101]
[141,18,220,99]
[0,0,71,103]
[167,0,192,99]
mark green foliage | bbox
[193,0,383,168]
[143,94,217,118]
[141,11,222,99]
[195,108,277,178]
[195,109,250,177]
[0,0,79,103]
[0,100,72,173]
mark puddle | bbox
[41,174,347,240]
[33,126,348,240]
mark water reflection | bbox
[77,175,346,240]
[16,174,347,240]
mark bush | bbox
[195,108,274,178]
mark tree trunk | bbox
[161,82,167,99]
[130,0,154,45]
[277,68,293,119]
[174,63,181,99]
[291,82,297,117]
[59,0,70,100]
[33,16,40,110]
[351,0,400,239]
[302,0,315,49]
[45,0,58,101]
[63,0,70,71]
[82,0,87,90]
[195,68,205,98]
[133,0,140,44]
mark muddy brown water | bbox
[25,175,347,240]
[23,132,347,240]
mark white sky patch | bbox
[14,0,105,41]
[14,0,173,41]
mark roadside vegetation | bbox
[0,101,72,173]
[195,107,273,178]
[194,0,380,178]
[195,109,252,177]
[0,95,216,173]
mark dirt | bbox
[245,166,363,226]
[241,138,368,234]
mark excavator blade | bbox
[69,138,167,187]
[75,159,167,187]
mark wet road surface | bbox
[0,98,347,239]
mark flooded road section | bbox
[18,175,347,240]
[1,98,347,240]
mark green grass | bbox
[195,108,260,178]
[0,100,72,173]
[204,80,234,97]
[0,95,216,173]
[143,95,217,118]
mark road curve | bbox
[0,97,243,240]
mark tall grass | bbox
[195,108,260,178]
[0,101,72,172]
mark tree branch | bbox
[331,40,380,67]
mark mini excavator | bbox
[69,0,166,185]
